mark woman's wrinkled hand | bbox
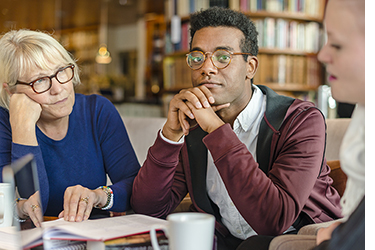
[17,191,43,228]
[8,93,42,146]
[58,185,107,222]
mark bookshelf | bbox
[53,26,100,95]
[157,0,326,102]
[144,14,168,100]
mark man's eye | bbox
[330,44,341,50]
[192,57,203,63]
[217,55,230,62]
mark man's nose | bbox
[200,55,218,75]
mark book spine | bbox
[229,0,240,10]
[240,0,248,11]
[177,0,190,17]
[189,0,195,13]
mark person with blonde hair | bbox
[314,0,365,248]
[0,29,140,227]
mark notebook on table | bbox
[1,154,169,250]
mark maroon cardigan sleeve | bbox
[203,107,329,235]
[131,131,188,217]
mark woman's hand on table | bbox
[17,191,43,228]
[58,185,108,222]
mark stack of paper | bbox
[0,214,167,250]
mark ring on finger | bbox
[80,197,89,204]
[31,204,39,212]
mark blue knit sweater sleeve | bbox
[0,94,140,215]
[91,95,141,212]
[0,107,49,211]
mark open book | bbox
[20,214,167,249]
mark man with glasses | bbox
[0,29,140,227]
[131,7,341,250]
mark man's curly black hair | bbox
[189,6,259,60]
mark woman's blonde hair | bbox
[0,29,81,109]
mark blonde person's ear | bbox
[3,82,13,96]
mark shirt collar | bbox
[233,85,264,132]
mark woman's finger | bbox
[27,203,43,227]
[75,196,89,222]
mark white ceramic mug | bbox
[0,183,14,228]
[150,212,215,250]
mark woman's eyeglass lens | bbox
[16,64,75,94]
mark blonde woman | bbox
[0,29,140,227]
[315,0,365,248]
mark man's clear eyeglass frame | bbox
[186,49,253,70]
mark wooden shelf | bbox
[168,11,323,24]
[245,11,323,23]
[155,0,327,103]
[165,51,189,58]
[259,83,318,92]
[59,25,99,34]
[165,49,317,58]
[259,48,317,56]
[167,11,323,23]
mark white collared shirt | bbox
[206,85,266,239]
[160,85,268,239]
[339,105,365,220]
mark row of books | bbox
[254,18,321,52]
[239,0,325,18]
[163,56,192,91]
[165,22,190,54]
[165,0,325,19]
[253,53,321,87]
[165,0,228,19]
[164,18,321,54]
[162,53,321,91]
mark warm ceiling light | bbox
[96,45,112,64]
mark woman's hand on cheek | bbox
[9,93,42,126]
[8,93,42,145]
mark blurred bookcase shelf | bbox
[261,83,318,92]
[244,11,323,23]
[259,48,317,56]
[54,25,100,95]
[146,0,327,103]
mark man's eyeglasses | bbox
[186,49,252,70]
[16,64,75,94]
